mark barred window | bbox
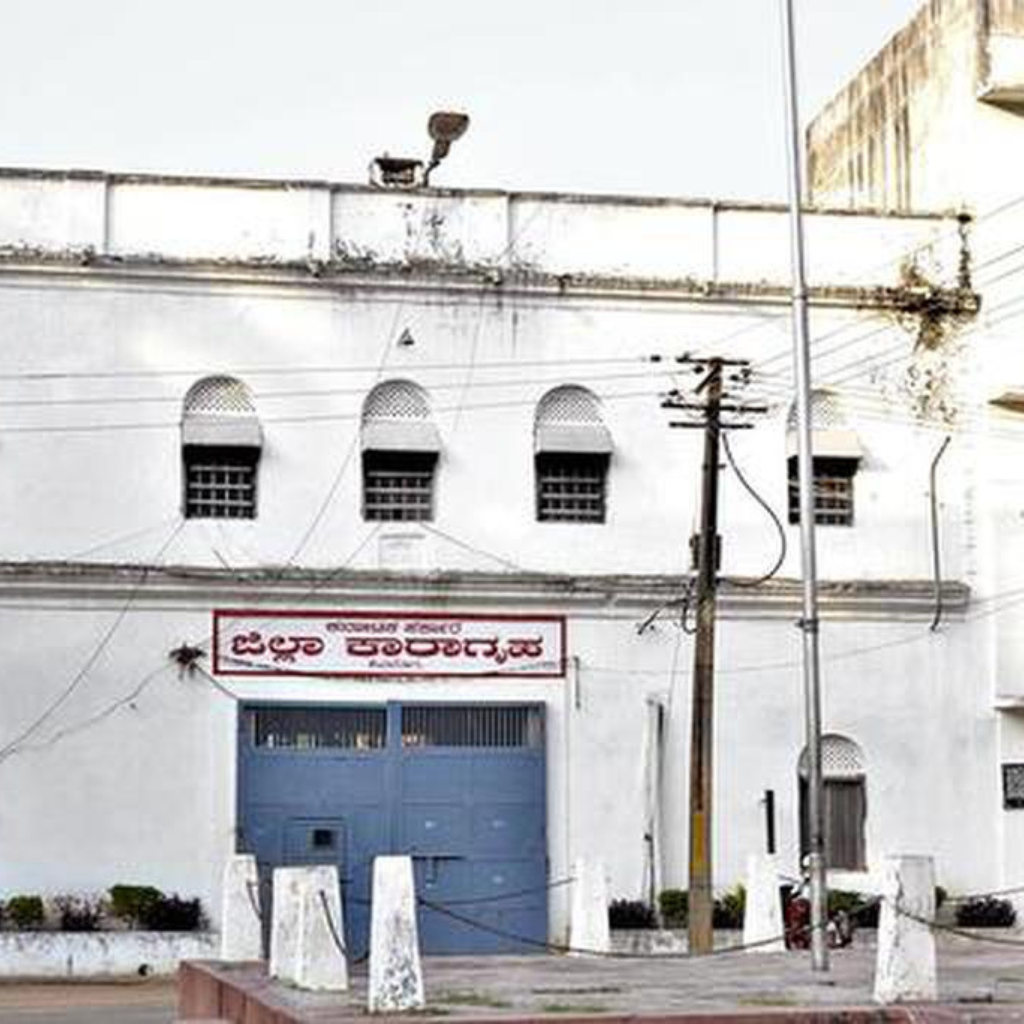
[786,391,861,528]
[361,381,439,522]
[534,386,612,524]
[1003,763,1024,809]
[363,450,436,522]
[536,452,608,523]
[181,376,262,520]
[402,705,544,748]
[788,457,857,527]
[252,706,386,750]
[184,445,258,519]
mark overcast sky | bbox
[0,1,922,202]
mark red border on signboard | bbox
[212,609,568,680]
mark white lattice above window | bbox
[786,390,848,432]
[181,376,261,447]
[363,380,431,422]
[184,376,257,416]
[362,380,439,453]
[799,734,865,779]
[786,389,861,461]
[535,386,612,454]
[537,386,603,424]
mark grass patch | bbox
[433,990,512,1009]
[738,994,799,1007]
[532,986,622,995]
[541,1003,609,1014]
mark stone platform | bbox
[178,933,1024,1022]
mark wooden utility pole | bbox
[663,355,766,955]
[688,359,722,954]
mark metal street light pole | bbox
[779,0,829,972]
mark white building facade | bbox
[0,20,1012,945]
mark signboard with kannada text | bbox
[212,610,567,679]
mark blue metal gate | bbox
[237,702,547,956]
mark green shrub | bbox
[658,888,688,928]
[607,899,656,930]
[713,885,746,929]
[53,895,103,932]
[6,895,44,930]
[108,885,163,927]
[139,894,206,932]
[955,896,1017,928]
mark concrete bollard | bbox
[874,855,938,1004]
[295,865,348,991]
[219,853,264,962]
[569,857,610,955]
[743,853,785,953]
[269,867,306,984]
[368,856,424,1013]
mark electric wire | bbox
[0,387,672,435]
[720,432,787,587]
[284,201,437,564]
[0,353,661,385]
[0,366,679,410]
[0,519,184,763]
[0,523,385,762]
[733,188,1024,376]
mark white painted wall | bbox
[0,168,1002,947]
[0,931,216,978]
[0,579,991,939]
[807,0,1024,918]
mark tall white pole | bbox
[779,0,829,972]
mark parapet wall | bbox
[0,168,962,293]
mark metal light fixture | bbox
[369,111,471,189]
[424,111,470,184]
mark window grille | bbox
[536,453,608,523]
[184,446,258,519]
[361,381,439,521]
[181,376,261,520]
[788,457,856,527]
[252,706,387,750]
[534,387,611,523]
[401,705,544,748]
[1003,763,1024,809]
[363,451,436,522]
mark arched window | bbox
[798,734,867,871]
[361,380,440,521]
[181,376,262,519]
[534,386,612,523]
[786,390,862,527]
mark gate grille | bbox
[402,705,543,748]
[253,706,386,749]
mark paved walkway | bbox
[181,933,1024,1021]
[0,978,176,1023]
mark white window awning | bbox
[786,428,862,461]
[535,422,613,455]
[361,418,441,453]
[182,414,263,448]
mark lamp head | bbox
[426,111,470,179]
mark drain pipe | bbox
[929,436,952,632]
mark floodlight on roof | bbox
[424,111,470,184]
